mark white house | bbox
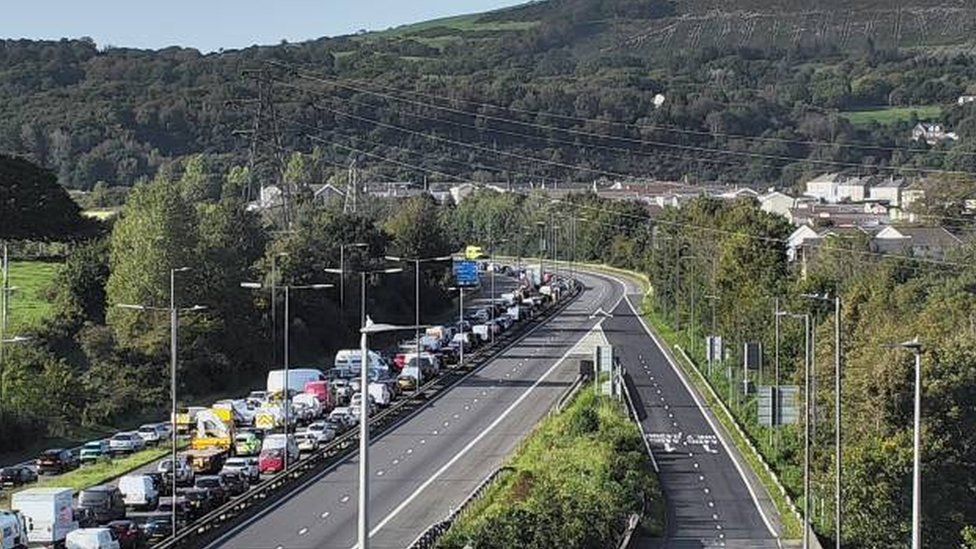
[912,123,959,145]
[759,191,796,218]
[804,173,842,202]
[309,183,345,206]
[869,177,906,206]
[959,95,976,106]
[836,176,868,202]
[449,183,477,204]
[245,185,283,212]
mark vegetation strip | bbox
[437,390,664,548]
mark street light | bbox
[885,338,923,549]
[704,294,719,375]
[339,243,368,313]
[802,292,843,548]
[241,281,333,473]
[448,286,471,367]
[384,255,452,395]
[270,252,289,370]
[325,266,403,327]
[357,318,428,549]
[778,310,812,549]
[115,267,205,538]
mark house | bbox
[959,95,976,106]
[868,177,906,206]
[836,176,868,202]
[759,191,796,218]
[804,173,843,203]
[872,226,963,259]
[449,183,477,204]
[901,181,926,209]
[309,183,345,206]
[787,202,889,228]
[912,123,959,145]
[786,225,873,265]
[245,185,283,212]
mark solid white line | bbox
[621,291,780,538]
[355,290,616,547]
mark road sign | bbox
[758,386,775,426]
[453,260,480,287]
[778,386,800,425]
[743,342,762,371]
[706,336,724,363]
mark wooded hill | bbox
[3,0,976,192]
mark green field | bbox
[4,261,60,330]
[841,105,942,127]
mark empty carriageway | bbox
[208,271,624,549]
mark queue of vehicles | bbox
[0,265,560,548]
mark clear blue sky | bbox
[0,0,527,52]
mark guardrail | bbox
[153,282,582,549]
[407,466,513,549]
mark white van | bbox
[367,382,392,407]
[64,527,119,549]
[118,474,158,510]
[12,487,78,546]
[266,369,326,396]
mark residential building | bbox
[309,183,345,206]
[872,226,963,260]
[959,95,976,106]
[758,191,796,218]
[836,176,868,202]
[804,173,843,202]
[869,177,906,206]
[911,123,959,145]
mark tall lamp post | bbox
[339,243,368,314]
[384,255,452,393]
[241,281,333,473]
[777,310,811,549]
[704,294,719,375]
[802,292,843,546]
[357,318,427,549]
[116,267,205,538]
[448,287,471,367]
[886,338,923,549]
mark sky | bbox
[0,0,527,52]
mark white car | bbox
[65,527,120,549]
[304,421,336,445]
[109,432,146,455]
[294,432,318,453]
[329,408,356,430]
[221,457,260,483]
[136,424,168,446]
[349,394,376,417]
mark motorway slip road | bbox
[208,271,624,549]
[596,271,783,549]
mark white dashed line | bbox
[340,495,350,503]
[321,511,330,519]
[377,470,385,476]
[299,527,308,536]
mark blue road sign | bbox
[454,260,480,287]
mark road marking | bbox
[406,448,413,454]
[340,495,350,503]
[299,527,308,535]
[321,511,330,518]
[392,459,399,465]
[377,470,385,476]
[358,314,601,547]
[620,290,779,538]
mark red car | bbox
[259,448,285,474]
[107,519,144,549]
[304,381,334,413]
[393,353,407,372]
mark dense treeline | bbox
[4,1,976,192]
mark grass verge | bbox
[437,391,664,548]
[6,260,60,330]
[1,445,179,508]
[841,105,942,127]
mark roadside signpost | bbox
[453,260,480,287]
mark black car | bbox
[36,448,79,475]
[0,465,38,487]
[73,507,98,528]
[193,476,229,506]
[217,471,248,497]
[157,496,195,521]
[141,517,174,543]
[177,487,214,517]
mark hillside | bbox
[3,0,976,192]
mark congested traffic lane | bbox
[208,271,622,549]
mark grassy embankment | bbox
[841,105,942,127]
[0,446,177,509]
[5,260,60,331]
[437,391,665,548]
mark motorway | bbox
[209,270,625,549]
[601,277,783,548]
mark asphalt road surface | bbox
[598,273,783,549]
[208,271,625,549]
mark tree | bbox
[384,195,453,259]
[0,154,99,240]
[105,177,200,352]
[178,154,221,204]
